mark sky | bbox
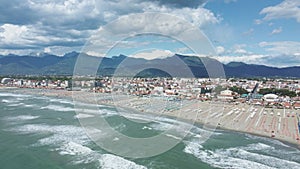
[0,0,299,67]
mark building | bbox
[263,94,279,102]
[294,102,300,110]
[217,89,234,100]
[1,78,12,84]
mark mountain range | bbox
[0,52,300,78]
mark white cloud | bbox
[176,47,191,54]
[0,0,221,55]
[216,46,225,55]
[214,54,300,67]
[234,49,248,54]
[0,23,86,50]
[86,51,105,57]
[254,19,262,25]
[231,44,252,55]
[213,54,266,64]
[130,49,174,60]
[259,41,300,55]
[224,0,237,3]
[271,27,282,35]
[260,0,300,23]
[43,47,51,53]
[0,24,30,45]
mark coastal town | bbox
[1,76,300,109]
[1,76,300,145]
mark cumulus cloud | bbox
[254,19,262,25]
[130,49,174,60]
[230,44,252,55]
[271,27,282,35]
[259,41,300,55]
[260,0,300,23]
[214,54,267,64]
[216,46,225,55]
[0,0,220,55]
[214,53,300,67]
[0,23,86,50]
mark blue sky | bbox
[0,0,299,67]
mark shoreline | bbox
[2,87,300,149]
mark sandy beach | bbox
[7,88,300,147]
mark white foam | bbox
[245,134,290,148]
[165,134,182,140]
[74,113,95,119]
[184,141,300,169]
[58,142,93,156]
[74,108,118,118]
[142,126,153,130]
[23,104,35,107]
[184,142,274,169]
[7,103,24,107]
[0,93,31,98]
[40,105,75,112]
[244,143,274,151]
[1,99,18,103]
[4,115,39,121]
[99,154,147,169]
[10,124,90,146]
[113,137,120,141]
[49,98,74,105]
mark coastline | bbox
[2,87,300,149]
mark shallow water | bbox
[0,89,299,169]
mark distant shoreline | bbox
[2,87,300,149]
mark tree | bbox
[259,88,296,97]
[229,86,248,95]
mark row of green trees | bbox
[214,85,299,98]
[258,88,298,97]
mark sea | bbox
[1,89,300,169]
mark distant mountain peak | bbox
[28,52,52,57]
[226,62,247,67]
[0,53,300,78]
[63,51,80,58]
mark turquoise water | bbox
[0,89,300,169]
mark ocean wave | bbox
[4,115,39,121]
[184,141,300,169]
[0,92,32,98]
[1,99,19,103]
[49,98,74,105]
[243,143,275,151]
[77,108,118,117]
[40,104,75,112]
[244,134,291,148]
[7,103,25,107]
[58,141,93,156]
[10,124,90,146]
[99,154,147,169]
[8,123,136,167]
[184,141,275,169]
[57,141,148,169]
[74,113,95,119]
